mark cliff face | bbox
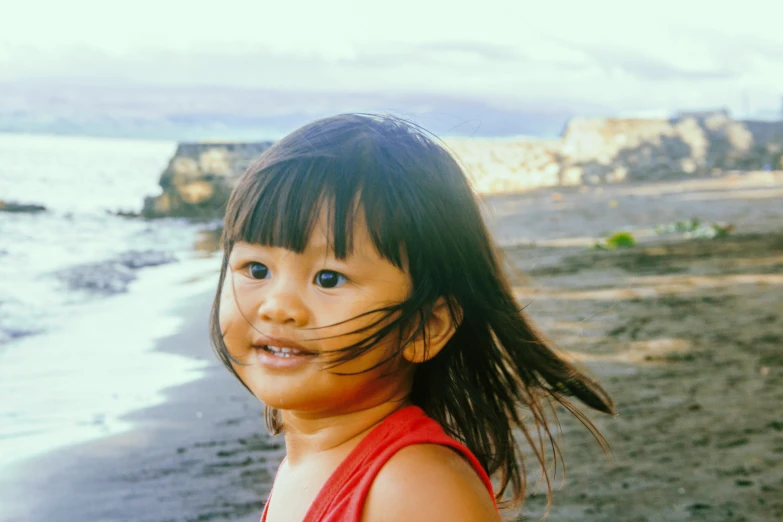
[557,114,782,184]
[449,114,783,192]
[444,138,563,193]
[144,115,783,218]
[143,142,273,218]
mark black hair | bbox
[210,113,614,510]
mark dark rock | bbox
[58,262,137,294]
[108,209,141,218]
[0,201,47,213]
[57,250,178,295]
[0,325,42,344]
[116,250,177,270]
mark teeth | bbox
[266,345,303,357]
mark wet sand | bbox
[4,172,782,521]
[1,294,283,522]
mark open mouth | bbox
[260,345,316,358]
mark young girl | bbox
[210,114,614,521]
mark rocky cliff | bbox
[143,142,273,218]
[449,113,783,193]
[557,113,782,183]
[143,114,783,218]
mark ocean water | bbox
[0,133,222,471]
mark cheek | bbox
[316,305,388,347]
[323,322,404,376]
[312,289,408,368]
[218,279,236,331]
[218,279,253,358]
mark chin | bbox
[248,382,320,411]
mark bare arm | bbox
[361,444,501,522]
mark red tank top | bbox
[260,405,497,522]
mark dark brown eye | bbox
[248,262,270,280]
[315,270,346,288]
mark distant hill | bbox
[0,82,587,141]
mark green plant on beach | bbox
[708,223,734,238]
[655,218,701,234]
[656,218,735,239]
[593,218,733,251]
[594,231,637,250]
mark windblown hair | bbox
[210,113,614,510]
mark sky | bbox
[1,0,782,136]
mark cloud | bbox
[417,41,527,62]
[333,41,528,71]
[546,35,740,83]
[586,46,738,82]
[2,7,782,126]
[0,80,587,139]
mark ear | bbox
[402,297,462,364]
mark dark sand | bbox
[3,172,782,521]
[1,297,283,522]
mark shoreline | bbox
[0,253,220,470]
[1,290,282,522]
[3,171,782,521]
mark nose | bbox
[256,280,309,327]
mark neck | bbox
[281,400,412,467]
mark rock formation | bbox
[557,113,781,184]
[143,142,273,218]
[143,113,783,218]
[450,113,783,192]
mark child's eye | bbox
[247,262,270,280]
[314,270,347,289]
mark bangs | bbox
[222,149,408,269]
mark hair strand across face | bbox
[210,113,614,511]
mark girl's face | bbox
[219,211,415,418]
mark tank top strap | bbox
[305,405,495,522]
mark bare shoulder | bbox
[361,444,500,522]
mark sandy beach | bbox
[3,172,782,522]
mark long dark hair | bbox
[210,113,614,509]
